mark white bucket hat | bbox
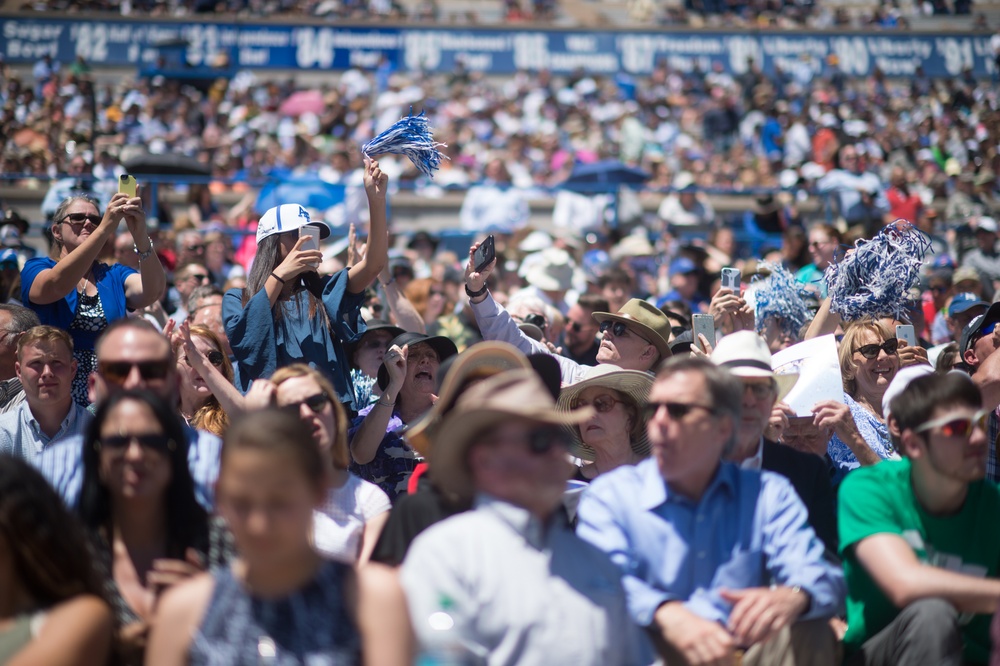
[711,331,799,401]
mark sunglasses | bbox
[572,394,626,413]
[642,401,714,422]
[186,273,210,283]
[280,392,330,415]
[98,433,176,454]
[974,322,1000,345]
[98,359,173,384]
[185,244,205,252]
[929,285,950,293]
[527,427,574,455]
[567,321,586,333]
[854,338,899,359]
[523,313,547,330]
[914,409,989,438]
[62,212,101,227]
[671,325,688,337]
[183,350,224,368]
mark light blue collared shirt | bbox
[576,458,845,628]
[33,422,221,510]
[0,399,90,462]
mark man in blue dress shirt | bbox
[577,356,845,666]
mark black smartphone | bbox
[473,235,496,273]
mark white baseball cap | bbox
[255,204,331,245]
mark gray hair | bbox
[655,356,743,456]
[187,285,224,315]
[0,304,41,335]
[51,195,101,227]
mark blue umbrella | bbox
[255,175,346,213]
[561,160,650,193]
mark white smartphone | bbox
[692,314,716,349]
[721,267,741,295]
[299,224,322,252]
[895,324,916,348]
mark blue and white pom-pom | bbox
[351,368,378,407]
[751,262,812,339]
[362,109,447,178]
[824,221,932,321]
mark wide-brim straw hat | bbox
[555,364,654,461]
[431,369,593,503]
[406,342,530,458]
[592,298,674,361]
[710,331,798,401]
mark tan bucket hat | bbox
[592,298,674,360]
[430,369,593,502]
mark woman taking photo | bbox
[147,409,412,666]
[22,192,165,406]
[0,456,113,665]
[264,364,391,565]
[349,331,457,501]
[78,390,210,665]
[224,160,388,413]
[556,365,653,481]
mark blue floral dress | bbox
[827,392,898,473]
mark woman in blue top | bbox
[22,192,166,406]
[223,160,388,412]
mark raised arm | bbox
[348,159,389,294]
[378,264,425,334]
[122,193,167,309]
[350,344,407,466]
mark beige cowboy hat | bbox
[710,331,798,401]
[431,369,593,502]
[555,364,654,461]
[592,298,674,360]
[406,342,531,458]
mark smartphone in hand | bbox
[299,224,323,252]
[692,314,716,349]
[895,324,916,348]
[473,235,496,273]
[118,174,137,198]
[721,267,741,295]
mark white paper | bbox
[771,334,844,417]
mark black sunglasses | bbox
[62,212,102,226]
[186,273,210,283]
[642,401,714,422]
[671,325,688,337]
[99,433,176,454]
[854,338,899,359]
[98,359,173,384]
[183,350,224,368]
[523,313,547,330]
[599,320,629,337]
[281,392,330,415]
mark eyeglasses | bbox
[185,243,205,252]
[854,338,899,359]
[98,359,173,384]
[743,381,777,400]
[642,401,714,422]
[186,273,210,283]
[280,392,330,415]
[600,320,651,344]
[914,409,989,437]
[572,394,626,413]
[62,212,101,227]
[98,433,176,454]
[183,350,224,368]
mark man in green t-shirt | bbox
[839,371,1000,665]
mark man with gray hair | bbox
[578,356,845,666]
[0,303,41,414]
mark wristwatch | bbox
[134,239,155,261]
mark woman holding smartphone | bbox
[223,160,388,412]
[21,189,165,406]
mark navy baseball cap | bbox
[949,292,989,317]
[960,302,1000,354]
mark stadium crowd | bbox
[5,21,1000,666]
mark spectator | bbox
[657,257,708,314]
[596,267,633,314]
[711,331,839,553]
[22,193,165,407]
[170,262,212,324]
[796,223,843,298]
[147,409,412,666]
[944,292,988,346]
[35,318,222,509]
[962,217,1000,292]
[817,143,890,235]
[223,160,388,409]
[840,371,1000,665]
[0,303,41,415]
[400,369,642,664]
[0,456,113,665]
[0,326,88,462]
[960,304,1000,482]
[349,332,456,501]
[657,172,716,228]
[561,293,607,366]
[172,322,236,437]
[186,284,231,358]
[556,364,653,481]
[77,389,210,665]
[886,165,924,225]
[578,356,843,665]
[268,364,392,566]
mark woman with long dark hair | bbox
[78,390,210,665]
[21,192,165,406]
[0,456,113,665]
[223,160,388,412]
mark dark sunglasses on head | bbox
[183,350,224,368]
[523,313,547,330]
[641,400,714,422]
[99,433,176,453]
[98,359,173,384]
[281,392,330,415]
[526,427,574,455]
[62,212,101,226]
[914,409,988,438]
[572,394,626,413]
[854,338,899,359]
